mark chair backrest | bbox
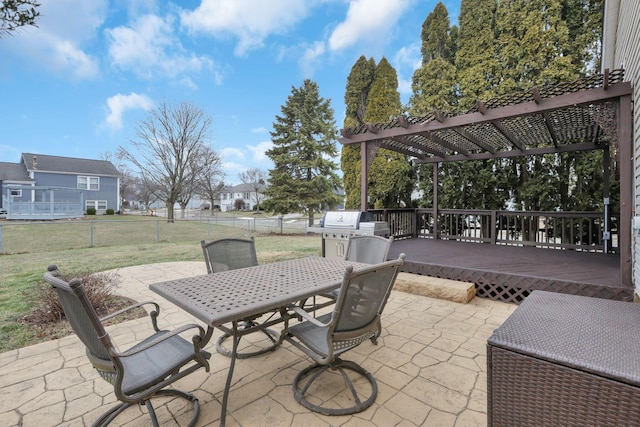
[200,237,258,273]
[345,235,393,264]
[43,265,115,370]
[330,254,405,344]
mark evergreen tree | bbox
[455,0,500,110]
[410,57,457,114]
[365,58,415,208]
[262,79,342,225]
[411,0,458,115]
[421,2,455,62]
[561,0,604,75]
[341,56,376,209]
[494,0,576,94]
[494,0,579,213]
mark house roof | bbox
[21,153,119,176]
[224,182,266,193]
[339,69,630,164]
[0,162,33,182]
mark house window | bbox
[86,200,107,210]
[9,188,22,197]
[244,192,250,200]
[78,176,100,190]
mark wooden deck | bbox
[388,238,630,303]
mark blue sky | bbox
[0,0,459,184]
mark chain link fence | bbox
[0,216,309,254]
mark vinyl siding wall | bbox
[33,172,119,210]
[610,0,640,295]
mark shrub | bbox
[106,208,115,215]
[23,271,123,324]
[86,207,97,215]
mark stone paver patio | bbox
[0,261,517,426]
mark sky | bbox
[0,0,459,184]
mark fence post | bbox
[156,220,160,241]
[0,223,3,253]
[279,215,283,234]
[90,221,94,247]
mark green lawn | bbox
[0,218,321,353]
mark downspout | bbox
[601,0,620,72]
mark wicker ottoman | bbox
[487,290,640,427]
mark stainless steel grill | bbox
[309,211,390,258]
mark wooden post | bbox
[603,145,611,253]
[618,94,632,288]
[360,141,368,211]
[433,163,439,239]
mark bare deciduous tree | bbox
[238,167,267,211]
[100,151,136,212]
[177,145,223,218]
[118,101,214,222]
[197,146,225,216]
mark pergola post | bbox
[360,141,368,211]
[360,141,381,212]
[603,145,611,253]
[618,93,632,288]
[433,163,439,239]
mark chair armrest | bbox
[100,301,161,332]
[287,304,331,328]
[112,323,208,358]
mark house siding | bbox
[608,0,640,295]
[32,172,119,209]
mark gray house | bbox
[0,153,120,219]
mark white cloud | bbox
[104,93,153,130]
[328,0,414,52]
[106,14,215,81]
[247,141,273,163]
[251,127,269,134]
[180,0,313,56]
[393,43,422,97]
[0,0,106,79]
[299,41,326,77]
[222,161,246,181]
[221,147,246,160]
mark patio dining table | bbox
[149,256,369,426]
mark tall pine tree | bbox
[263,79,342,225]
[365,58,415,208]
[341,56,376,209]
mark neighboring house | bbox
[219,182,266,211]
[0,153,120,219]
[602,0,640,296]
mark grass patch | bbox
[0,219,321,353]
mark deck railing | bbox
[368,208,618,253]
[5,201,84,219]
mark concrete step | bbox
[394,272,475,304]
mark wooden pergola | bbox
[338,69,633,289]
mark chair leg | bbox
[92,389,200,427]
[215,321,280,359]
[292,358,378,416]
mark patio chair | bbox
[200,237,280,358]
[312,235,394,342]
[345,234,394,264]
[283,254,405,415]
[43,265,210,427]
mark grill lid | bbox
[321,211,371,229]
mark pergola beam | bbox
[413,141,602,164]
[340,82,631,146]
